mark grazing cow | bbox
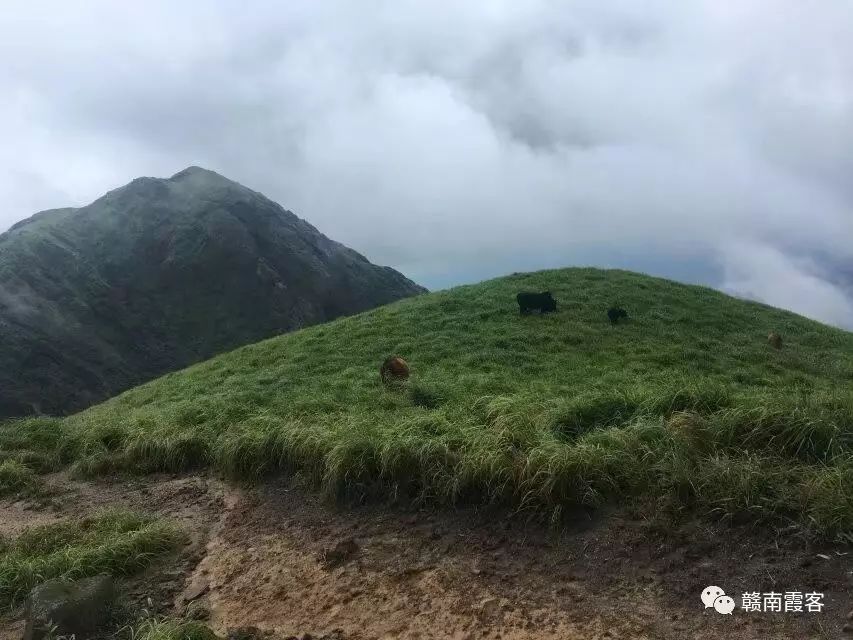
[516,291,557,314]
[380,356,410,385]
[607,307,628,324]
[767,332,783,349]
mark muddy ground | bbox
[1,472,851,639]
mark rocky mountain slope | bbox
[0,167,425,417]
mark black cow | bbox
[607,307,628,324]
[517,291,557,314]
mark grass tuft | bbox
[0,510,185,606]
[0,460,41,498]
[408,382,446,409]
[125,617,218,640]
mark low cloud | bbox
[721,243,853,329]
[1,1,852,327]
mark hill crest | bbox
[3,266,853,541]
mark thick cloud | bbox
[720,243,853,329]
[2,1,852,327]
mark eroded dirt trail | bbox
[186,480,851,639]
[2,473,851,639]
[199,487,656,639]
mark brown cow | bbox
[768,332,783,349]
[380,356,410,385]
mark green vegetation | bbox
[0,510,184,606]
[125,617,218,640]
[2,268,853,537]
[0,449,58,474]
[0,460,41,498]
[0,440,60,500]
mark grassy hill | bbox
[4,268,853,537]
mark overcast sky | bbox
[2,1,853,327]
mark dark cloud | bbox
[1,1,852,327]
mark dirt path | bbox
[2,473,851,639]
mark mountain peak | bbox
[0,169,425,418]
[169,166,222,181]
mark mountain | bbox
[0,166,425,418]
[5,267,852,536]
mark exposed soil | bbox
[2,473,851,639]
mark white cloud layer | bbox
[1,1,852,326]
[720,242,853,328]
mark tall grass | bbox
[0,460,41,498]
[2,268,853,537]
[0,510,185,606]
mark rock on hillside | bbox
[0,166,425,417]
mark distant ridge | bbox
[0,167,425,417]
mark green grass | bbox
[125,618,218,640]
[0,510,184,606]
[0,460,42,498]
[2,267,853,537]
[0,449,59,474]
